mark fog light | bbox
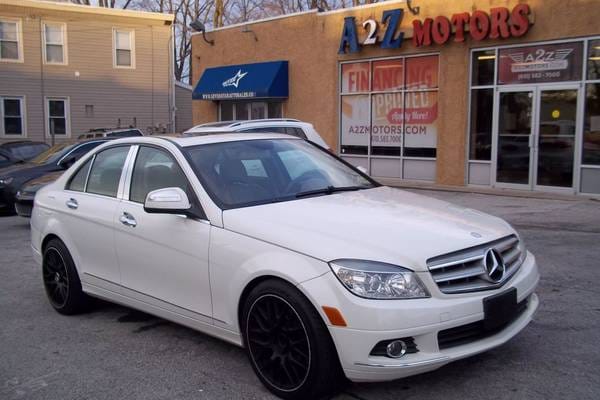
[386,340,407,358]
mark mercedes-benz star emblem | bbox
[483,249,505,283]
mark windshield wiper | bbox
[295,185,369,199]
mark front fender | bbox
[209,226,330,332]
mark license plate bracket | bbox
[483,288,518,331]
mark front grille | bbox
[369,337,418,357]
[427,235,525,294]
[437,297,529,350]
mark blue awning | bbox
[193,60,288,100]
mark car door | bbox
[113,145,212,322]
[59,145,133,289]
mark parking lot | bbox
[1,189,599,400]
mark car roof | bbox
[111,132,300,148]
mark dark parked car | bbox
[15,171,63,217]
[0,141,49,168]
[0,138,113,215]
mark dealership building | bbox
[191,0,600,195]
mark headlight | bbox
[329,259,429,299]
[0,177,13,186]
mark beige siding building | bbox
[0,0,175,143]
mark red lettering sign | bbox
[412,4,531,47]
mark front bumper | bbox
[299,251,540,382]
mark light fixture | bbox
[477,55,496,60]
[589,56,600,61]
[189,19,214,46]
[407,0,420,15]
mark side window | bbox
[65,141,102,161]
[285,127,307,139]
[240,127,287,134]
[86,146,130,197]
[66,158,93,192]
[129,146,189,204]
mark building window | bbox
[218,101,283,121]
[46,97,70,137]
[0,18,22,62]
[1,96,24,136]
[43,22,67,65]
[468,50,497,162]
[340,55,439,158]
[113,29,135,68]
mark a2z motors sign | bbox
[339,4,531,54]
[498,42,583,84]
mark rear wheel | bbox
[242,279,343,399]
[42,238,91,315]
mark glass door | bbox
[494,88,536,188]
[534,87,578,190]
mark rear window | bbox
[8,143,49,160]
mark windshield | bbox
[184,139,376,209]
[30,143,75,165]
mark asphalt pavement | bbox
[1,189,599,400]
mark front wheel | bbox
[242,279,343,399]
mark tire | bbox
[242,279,344,399]
[42,238,91,315]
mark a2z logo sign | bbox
[338,9,404,54]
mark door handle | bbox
[65,198,78,210]
[119,212,137,228]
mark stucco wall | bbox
[192,0,599,186]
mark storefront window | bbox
[220,102,234,120]
[341,95,369,155]
[371,93,402,156]
[372,59,403,91]
[471,50,496,86]
[341,62,370,93]
[587,40,600,80]
[340,55,439,158]
[403,91,438,157]
[498,42,583,85]
[219,101,283,121]
[469,88,494,160]
[583,83,600,165]
[406,56,439,89]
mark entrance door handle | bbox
[119,212,137,228]
[66,198,78,210]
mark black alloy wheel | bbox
[42,238,91,315]
[246,294,311,391]
[43,247,70,308]
[242,279,344,399]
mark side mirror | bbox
[58,155,77,169]
[144,187,191,215]
[357,166,369,175]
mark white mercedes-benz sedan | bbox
[31,134,539,399]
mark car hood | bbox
[0,161,37,176]
[222,186,515,271]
